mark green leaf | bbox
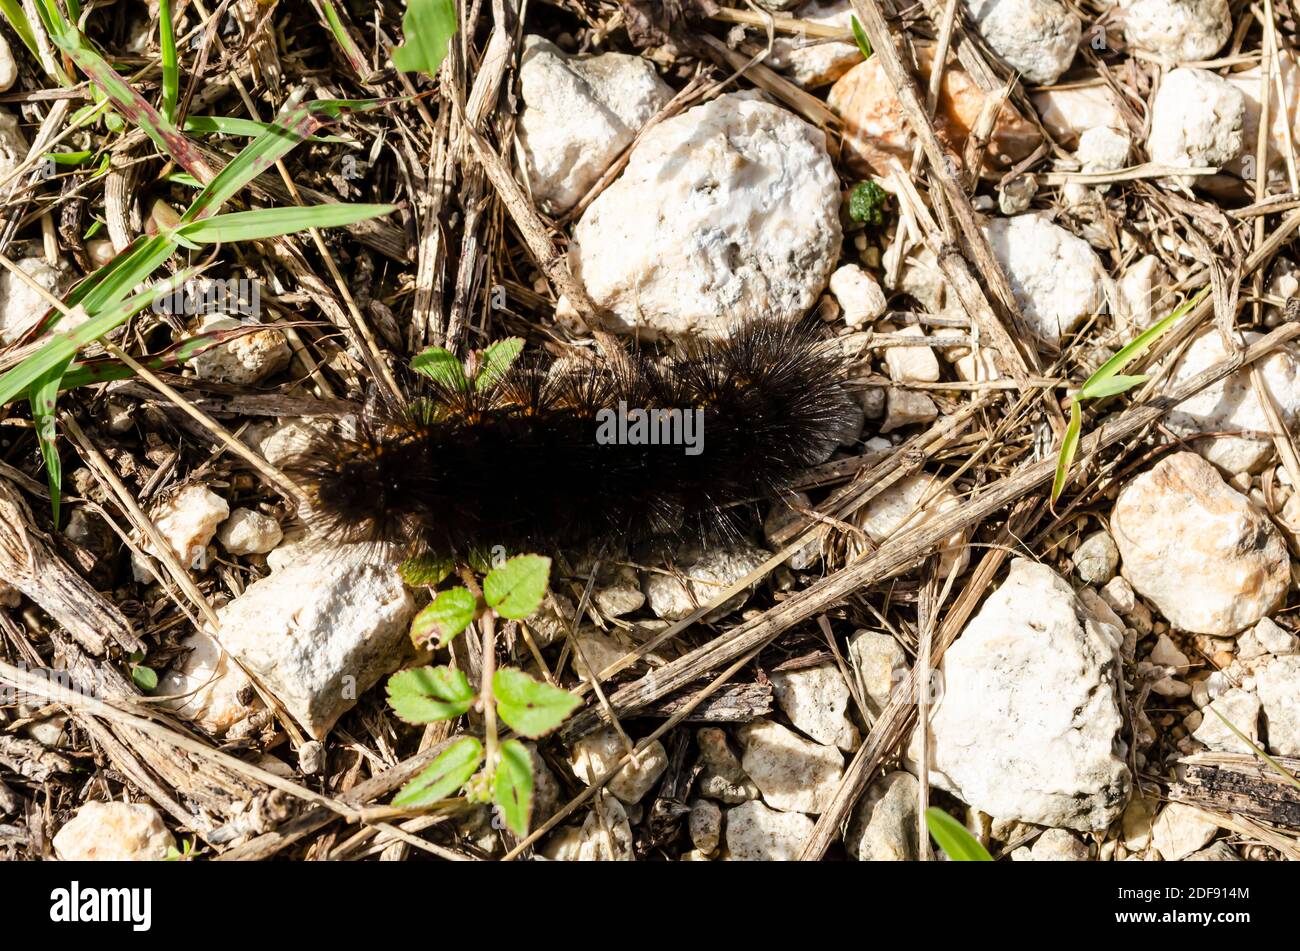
[493,739,533,837]
[29,376,61,523]
[410,587,477,648]
[392,0,458,76]
[474,337,524,391]
[315,0,370,77]
[158,0,178,125]
[171,203,396,246]
[1077,374,1148,400]
[393,736,483,808]
[1077,288,1206,401]
[850,15,872,59]
[386,665,476,724]
[492,668,579,738]
[1051,399,1082,505]
[483,554,551,620]
[410,346,468,390]
[848,180,888,227]
[399,554,454,588]
[131,664,159,692]
[925,807,993,861]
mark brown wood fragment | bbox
[1170,752,1300,829]
[643,681,773,723]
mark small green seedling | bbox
[925,806,993,861]
[849,180,889,228]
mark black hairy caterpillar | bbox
[288,320,858,561]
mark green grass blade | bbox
[35,0,210,179]
[850,15,872,58]
[924,807,993,861]
[391,0,458,76]
[1051,399,1082,505]
[29,375,61,523]
[0,266,198,407]
[0,0,42,62]
[1078,288,1207,401]
[313,0,369,77]
[173,203,396,245]
[158,0,178,124]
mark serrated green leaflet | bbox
[411,346,467,390]
[483,555,551,620]
[392,0,458,76]
[474,337,524,390]
[410,587,477,647]
[493,739,533,836]
[386,666,476,724]
[394,737,483,808]
[492,668,579,738]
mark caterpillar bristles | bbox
[286,320,859,563]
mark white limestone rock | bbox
[1163,329,1300,474]
[768,1,862,89]
[572,92,841,338]
[696,726,760,804]
[1077,126,1131,172]
[829,263,888,329]
[0,33,16,93]
[0,256,66,346]
[156,628,258,736]
[1257,654,1300,756]
[967,0,1081,85]
[1192,687,1262,754]
[1120,0,1232,63]
[1151,803,1218,860]
[190,315,291,386]
[517,35,673,214]
[1011,828,1091,861]
[133,483,229,578]
[216,507,283,556]
[917,560,1130,831]
[53,801,175,861]
[769,662,859,750]
[725,799,814,860]
[852,472,969,576]
[738,718,844,814]
[1072,529,1119,585]
[880,324,941,383]
[689,799,722,854]
[845,770,919,861]
[643,544,771,622]
[982,215,1111,346]
[569,727,669,805]
[1110,452,1289,636]
[848,629,908,718]
[213,546,416,739]
[1030,85,1125,145]
[1147,68,1245,186]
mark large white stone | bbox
[1257,654,1300,756]
[573,92,840,338]
[725,799,814,860]
[738,718,844,814]
[1164,329,1300,474]
[770,662,858,750]
[1120,0,1232,63]
[53,801,175,861]
[1147,68,1245,186]
[1226,50,1300,181]
[967,0,1081,85]
[517,35,673,214]
[982,215,1111,346]
[1111,453,1289,636]
[0,33,15,93]
[1192,687,1262,754]
[214,547,416,739]
[918,560,1130,831]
